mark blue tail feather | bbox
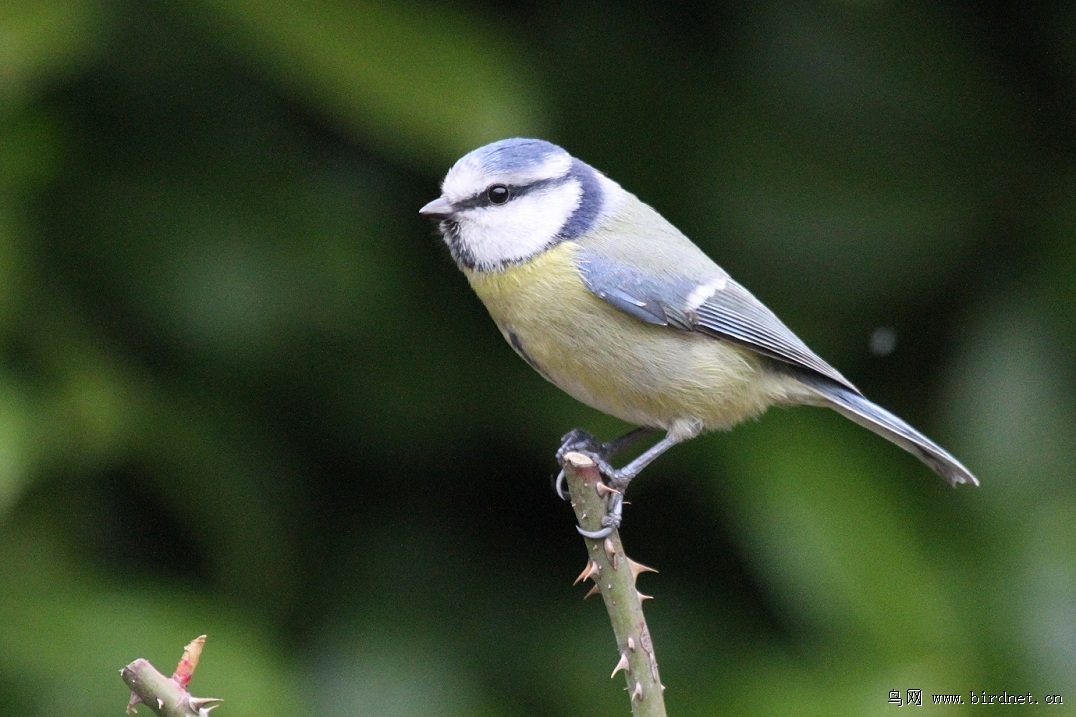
[799,376,978,487]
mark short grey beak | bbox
[419,196,453,217]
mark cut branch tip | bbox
[562,451,595,468]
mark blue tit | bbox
[421,138,977,536]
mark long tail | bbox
[800,375,979,487]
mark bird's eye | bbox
[487,184,510,205]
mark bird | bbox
[421,138,978,537]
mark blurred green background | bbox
[2,1,1074,715]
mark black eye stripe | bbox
[453,175,571,211]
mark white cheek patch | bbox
[461,181,582,268]
[684,276,729,312]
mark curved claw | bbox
[576,523,616,539]
[576,498,623,538]
[555,468,569,500]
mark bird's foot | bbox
[555,428,631,539]
[555,429,620,499]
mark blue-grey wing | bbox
[575,251,697,329]
[576,249,858,392]
[691,280,857,390]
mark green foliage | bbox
[1,1,1074,714]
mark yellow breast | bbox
[463,242,795,433]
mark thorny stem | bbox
[121,636,221,717]
[562,451,666,717]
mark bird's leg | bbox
[556,427,681,539]
[598,426,657,459]
[586,434,682,537]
